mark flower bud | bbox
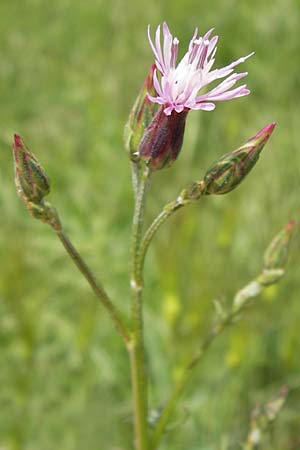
[203,123,276,195]
[263,220,295,270]
[124,65,158,161]
[257,221,295,286]
[13,134,50,204]
[138,106,188,170]
[256,268,285,286]
[233,280,262,310]
[264,386,289,422]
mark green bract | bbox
[203,123,275,195]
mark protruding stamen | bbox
[171,37,179,68]
[189,37,202,63]
[197,39,210,69]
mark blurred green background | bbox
[1,0,300,449]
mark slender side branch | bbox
[140,196,192,271]
[150,220,295,449]
[52,221,130,344]
[129,167,151,450]
[150,280,262,450]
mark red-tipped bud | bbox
[138,106,188,170]
[12,135,60,228]
[13,134,50,204]
[203,123,276,195]
[124,65,159,161]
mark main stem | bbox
[129,166,150,450]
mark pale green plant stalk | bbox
[139,181,207,272]
[17,197,131,346]
[150,280,262,449]
[140,196,192,269]
[128,165,151,450]
[54,227,130,344]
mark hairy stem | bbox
[140,196,191,271]
[53,227,130,344]
[129,167,151,450]
[131,161,140,200]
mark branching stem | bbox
[150,282,262,449]
[52,225,130,344]
[140,196,191,271]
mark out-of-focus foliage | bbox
[0,0,300,449]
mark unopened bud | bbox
[257,221,295,286]
[264,386,289,422]
[13,134,50,204]
[233,280,262,310]
[139,106,188,170]
[124,65,158,161]
[203,123,276,195]
[263,220,295,270]
[12,135,60,230]
[256,269,285,286]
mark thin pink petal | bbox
[188,27,199,52]
[207,35,218,57]
[203,28,214,40]
[147,94,165,105]
[205,85,250,101]
[162,23,173,72]
[163,105,174,115]
[152,69,164,97]
[147,25,159,63]
[212,51,254,79]
[194,102,216,111]
[198,72,248,100]
[174,104,185,113]
[155,25,164,71]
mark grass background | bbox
[0,0,300,449]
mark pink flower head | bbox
[147,22,254,116]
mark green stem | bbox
[129,167,151,450]
[131,161,140,200]
[54,227,130,344]
[140,196,191,271]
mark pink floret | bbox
[147,22,254,115]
